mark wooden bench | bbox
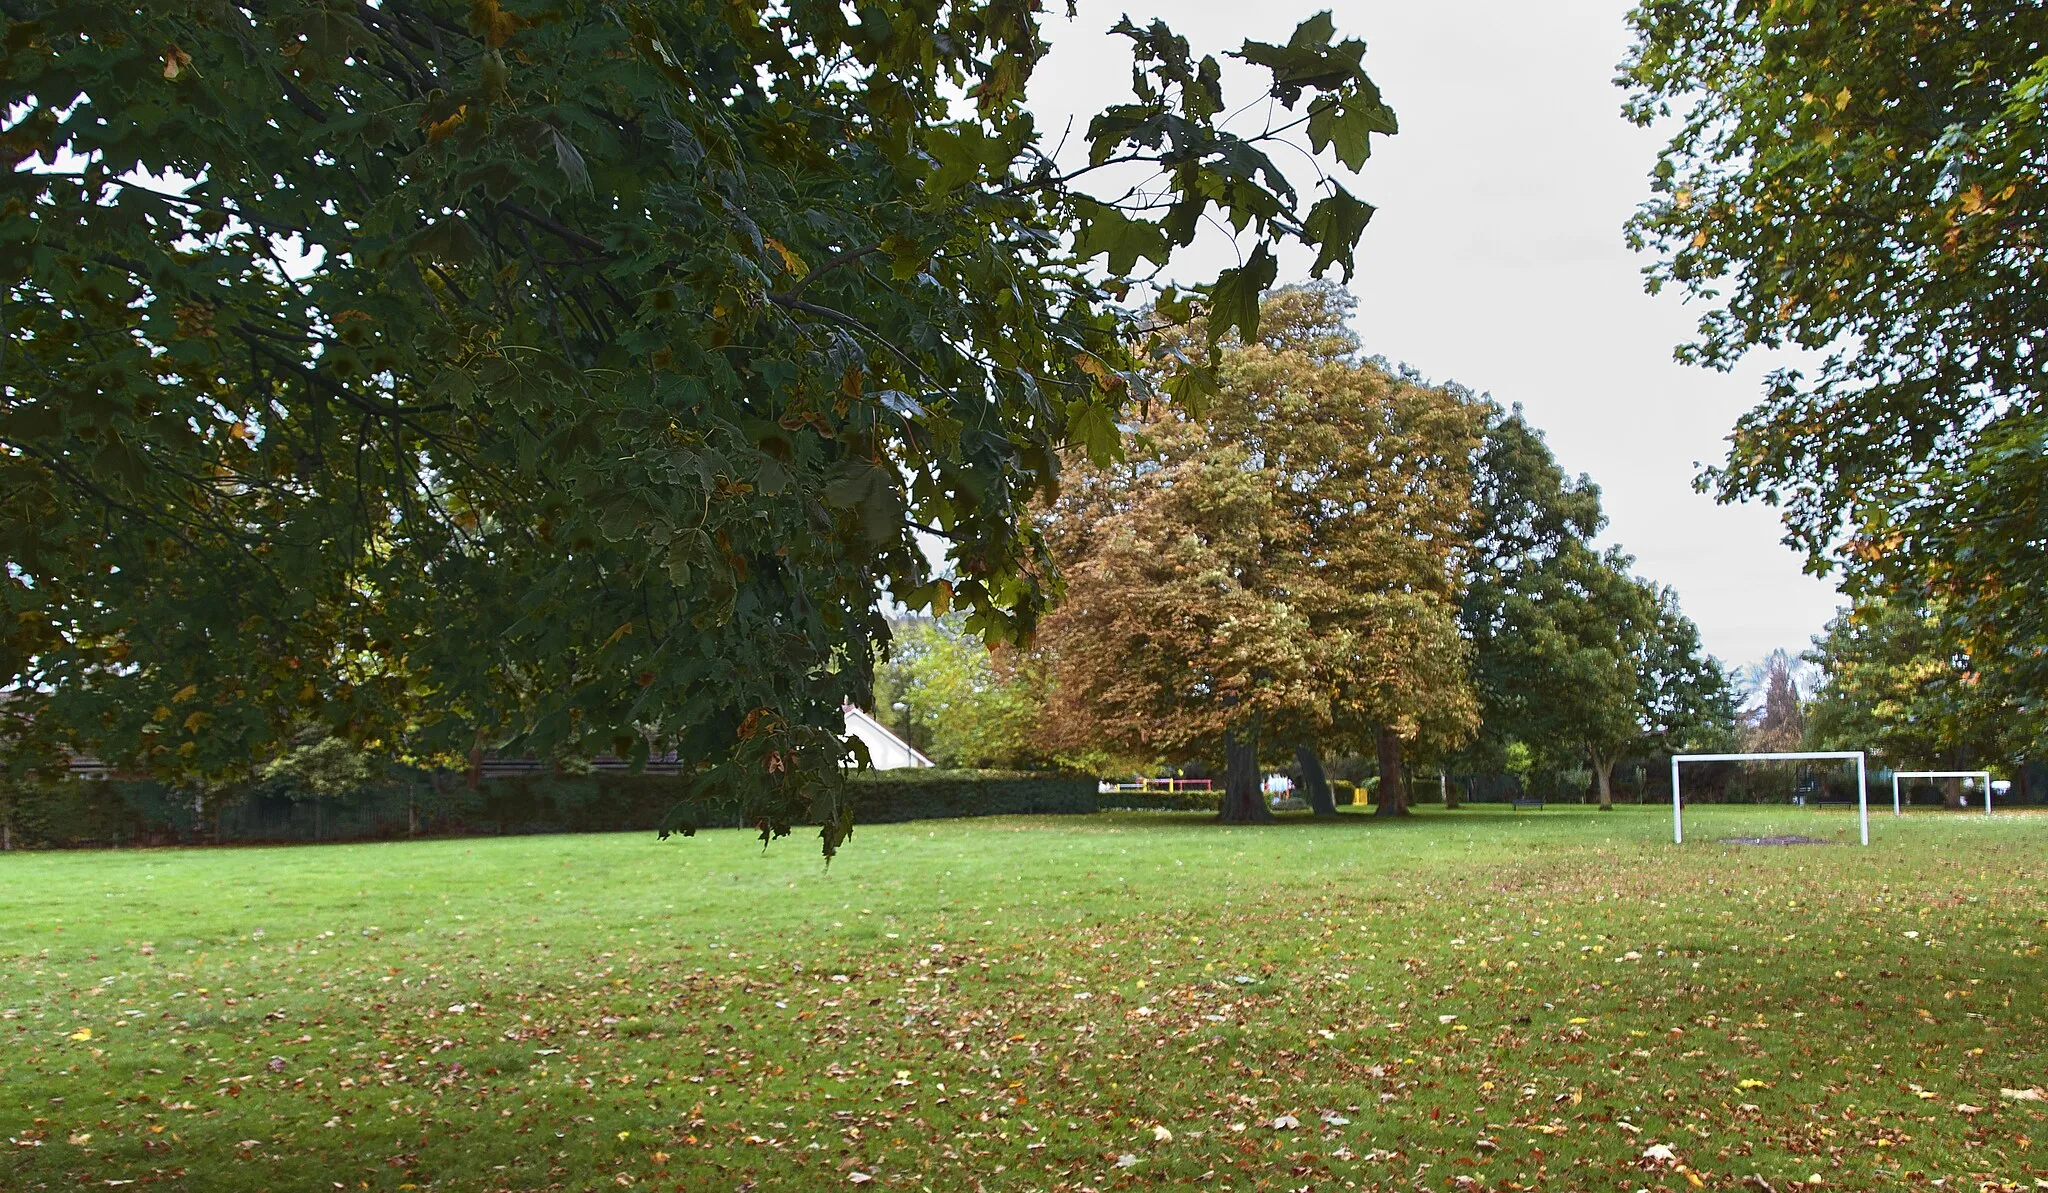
[1511,797,1545,810]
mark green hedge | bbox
[1097,789,1219,812]
[0,769,1096,849]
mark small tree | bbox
[1804,596,2018,803]
[261,724,382,840]
[874,616,1043,770]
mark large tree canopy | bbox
[0,2,1398,851]
[1459,407,1732,806]
[1620,1,2048,751]
[1037,286,1482,820]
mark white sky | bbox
[1029,0,1846,673]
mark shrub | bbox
[1096,789,1218,812]
[0,769,1096,849]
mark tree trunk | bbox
[408,782,418,838]
[1440,772,1458,809]
[1218,725,1275,823]
[1593,749,1616,811]
[1295,745,1337,817]
[1373,727,1408,817]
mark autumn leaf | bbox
[424,106,469,145]
[467,0,526,47]
[765,238,809,279]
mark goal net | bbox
[1888,770,1993,816]
[1669,751,1870,846]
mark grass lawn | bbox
[2,804,2045,1192]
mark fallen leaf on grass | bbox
[1642,1143,1679,1164]
[2000,1087,2045,1102]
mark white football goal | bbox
[1889,770,1992,816]
[1669,751,1869,846]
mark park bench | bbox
[1511,796,1544,810]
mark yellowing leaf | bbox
[467,0,526,47]
[162,45,191,81]
[425,106,469,145]
[69,1027,92,1041]
[1074,352,1125,393]
[765,237,809,278]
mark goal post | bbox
[1669,751,1869,846]
[1888,770,1993,816]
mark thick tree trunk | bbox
[1373,727,1408,817]
[1295,745,1338,817]
[1593,749,1616,811]
[1440,772,1458,809]
[1218,725,1275,823]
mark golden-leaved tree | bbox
[1037,286,1482,820]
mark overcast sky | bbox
[1028,1,1845,675]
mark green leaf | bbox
[1302,185,1375,282]
[1067,401,1122,467]
[1206,243,1278,344]
[1162,361,1221,419]
[823,460,905,544]
[1306,89,1397,171]
[1236,13,1368,105]
[1073,199,1170,276]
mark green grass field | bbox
[2,804,2044,1192]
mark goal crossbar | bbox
[1669,751,1869,846]
[1889,770,1992,816]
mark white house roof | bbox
[842,705,935,770]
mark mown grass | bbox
[1,804,2044,1192]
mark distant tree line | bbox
[875,286,1738,815]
